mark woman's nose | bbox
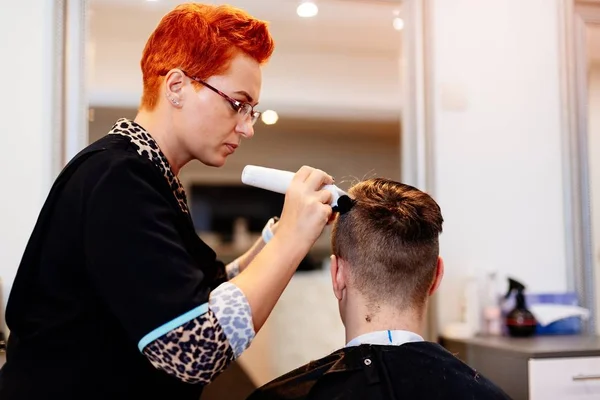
[236,118,255,139]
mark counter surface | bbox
[441,334,600,359]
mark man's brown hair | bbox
[331,178,443,312]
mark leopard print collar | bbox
[108,118,189,214]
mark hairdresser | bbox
[0,4,335,399]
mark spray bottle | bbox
[504,277,537,337]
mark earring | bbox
[171,98,179,105]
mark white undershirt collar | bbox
[345,329,424,348]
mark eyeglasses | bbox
[181,71,261,125]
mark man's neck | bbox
[342,295,425,345]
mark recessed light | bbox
[297,1,318,18]
[393,17,404,31]
[261,110,279,125]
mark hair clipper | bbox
[241,165,354,213]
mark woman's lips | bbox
[224,143,238,154]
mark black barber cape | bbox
[0,134,228,399]
[247,342,512,400]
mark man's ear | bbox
[428,256,444,296]
[330,255,346,301]
[164,69,186,107]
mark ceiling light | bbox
[393,17,404,31]
[297,1,318,18]
[261,110,279,125]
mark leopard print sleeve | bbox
[142,282,255,384]
[225,258,241,280]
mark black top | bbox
[247,342,512,400]
[0,133,227,399]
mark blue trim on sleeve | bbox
[138,302,209,352]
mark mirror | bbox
[86,0,406,395]
[566,0,600,335]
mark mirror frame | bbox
[405,0,600,337]
[561,0,600,334]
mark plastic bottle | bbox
[482,271,502,336]
[504,277,537,337]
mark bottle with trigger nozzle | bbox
[504,277,537,337]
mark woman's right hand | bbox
[276,166,334,248]
[230,166,335,332]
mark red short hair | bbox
[140,3,275,110]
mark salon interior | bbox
[2,0,600,399]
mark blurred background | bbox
[2,0,600,399]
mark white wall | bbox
[0,1,59,326]
[427,0,568,331]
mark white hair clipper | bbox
[241,165,355,213]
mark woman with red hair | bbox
[0,4,334,399]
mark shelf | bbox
[199,232,332,265]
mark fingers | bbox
[316,189,333,224]
[292,166,335,193]
[304,168,334,191]
[326,213,337,225]
[323,207,333,224]
[316,188,333,205]
[292,166,313,184]
[278,166,335,246]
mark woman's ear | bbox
[164,69,185,107]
